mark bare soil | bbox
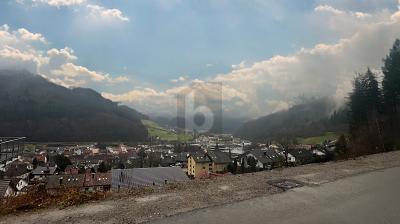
[3,151,400,224]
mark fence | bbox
[0,137,26,164]
[112,167,189,188]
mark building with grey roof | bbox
[207,150,231,164]
[241,149,274,170]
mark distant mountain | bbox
[150,115,248,134]
[0,70,148,142]
[235,98,348,142]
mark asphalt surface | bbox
[151,167,400,224]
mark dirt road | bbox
[2,151,400,224]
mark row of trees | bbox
[348,39,400,156]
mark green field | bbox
[141,120,193,142]
[297,132,340,145]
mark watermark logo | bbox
[177,82,222,140]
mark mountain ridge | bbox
[0,69,148,142]
[235,97,348,142]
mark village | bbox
[0,134,338,198]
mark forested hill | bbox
[0,70,148,142]
[235,98,348,142]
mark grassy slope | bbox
[297,132,340,145]
[141,120,193,142]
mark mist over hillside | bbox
[0,70,148,142]
[149,115,248,134]
[235,97,348,142]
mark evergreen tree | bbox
[32,157,38,169]
[335,135,348,158]
[98,161,111,172]
[382,39,400,115]
[54,154,72,171]
[349,69,383,155]
[117,161,126,169]
[240,158,245,173]
[382,39,400,148]
[137,148,146,168]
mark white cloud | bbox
[231,61,246,70]
[87,4,129,22]
[21,0,129,23]
[51,62,106,81]
[206,63,214,68]
[0,25,47,46]
[0,46,47,73]
[0,24,130,87]
[31,0,86,7]
[266,100,290,114]
[51,63,130,84]
[313,4,392,37]
[111,76,129,83]
[50,76,86,87]
[315,5,345,15]
[315,4,372,19]
[17,28,47,43]
[171,76,187,83]
[47,47,76,61]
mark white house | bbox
[287,153,296,163]
[15,179,29,194]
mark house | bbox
[13,178,29,194]
[46,173,111,193]
[5,178,29,196]
[3,163,30,179]
[46,174,85,194]
[287,153,296,164]
[263,149,285,168]
[187,150,233,178]
[326,140,337,153]
[34,154,47,165]
[311,146,331,162]
[65,165,79,175]
[241,149,274,170]
[160,156,176,167]
[31,166,57,182]
[83,173,111,192]
[206,150,232,173]
[173,152,188,167]
[187,152,212,178]
[286,148,314,165]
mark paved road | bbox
[151,167,400,224]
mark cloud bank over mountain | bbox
[1,0,400,119]
[104,2,400,118]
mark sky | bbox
[1,0,400,118]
